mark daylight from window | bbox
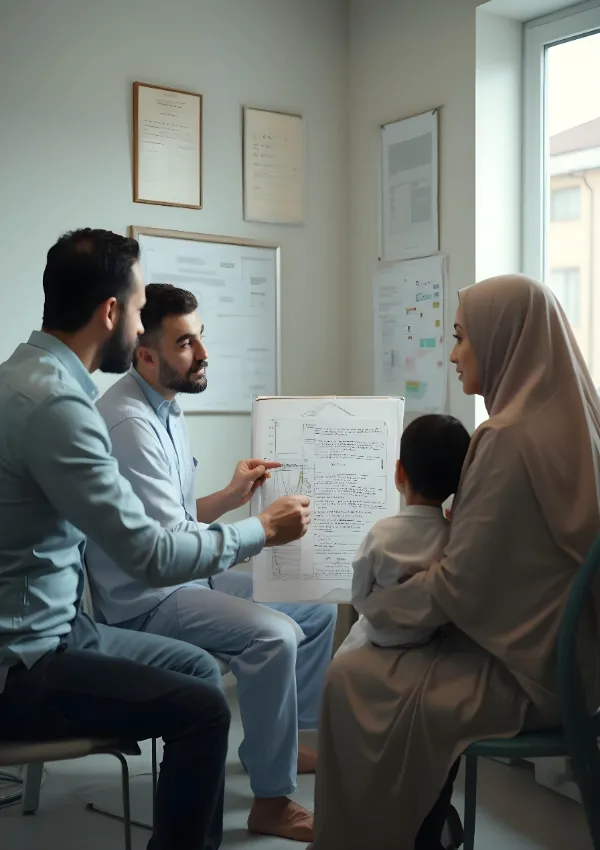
[546,32,600,385]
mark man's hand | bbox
[196,459,281,523]
[259,495,312,547]
[225,459,281,511]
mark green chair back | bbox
[557,531,600,848]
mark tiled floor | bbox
[0,683,593,849]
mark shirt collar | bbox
[399,504,445,519]
[28,331,99,401]
[130,368,181,427]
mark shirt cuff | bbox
[233,516,266,563]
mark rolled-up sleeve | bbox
[26,393,265,587]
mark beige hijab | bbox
[459,273,600,560]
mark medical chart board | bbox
[251,396,404,604]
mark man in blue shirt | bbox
[0,230,311,850]
[86,284,338,843]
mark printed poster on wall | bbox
[381,110,439,262]
[373,254,447,413]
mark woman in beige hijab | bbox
[311,274,600,850]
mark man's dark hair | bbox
[42,229,140,333]
[138,283,198,346]
[399,414,470,503]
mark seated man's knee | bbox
[185,680,231,730]
[191,651,223,689]
[258,615,303,657]
[173,642,223,687]
[174,678,231,739]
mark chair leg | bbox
[22,763,43,815]
[151,738,158,826]
[463,755,478,850]
[112,753,132,850]
[584,801,600,850]
[571,762,600,850]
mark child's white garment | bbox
[336,505,449,657]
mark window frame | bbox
[523,1,600,280]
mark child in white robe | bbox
[337,414,470,657]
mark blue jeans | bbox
[119,569,337,797]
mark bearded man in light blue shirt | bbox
[86,283,337,843]
[0,230,311,850]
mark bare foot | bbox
[297,742,317,774]
[248,797,314,842]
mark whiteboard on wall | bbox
[132,227,280,414]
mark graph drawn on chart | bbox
[271,466,305,498]
[272,541,302,580]
[264,419,314,580]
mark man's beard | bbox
[99,317,138,374]
[159,356,208,394]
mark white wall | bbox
[0,0,349,516]
[476,10,523,281]
[475,6,523,425]
[348,0,483,432]
[0,0,539,481]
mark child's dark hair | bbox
[399,414,470,503]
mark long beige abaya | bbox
[312,275,600,850]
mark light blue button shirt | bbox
[127,370,198,521]
[85,371,265,625]
[0,333,265,675]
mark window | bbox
[550,186,581,221]
[549,267,581,326]
[524,4,600,385]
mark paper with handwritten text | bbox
[251,397,404,603]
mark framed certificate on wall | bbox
[133,82,203,209]
[243,107,305,224]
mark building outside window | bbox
[550,185,581,221]
[524,12,600,387]
[549,266,581,327]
